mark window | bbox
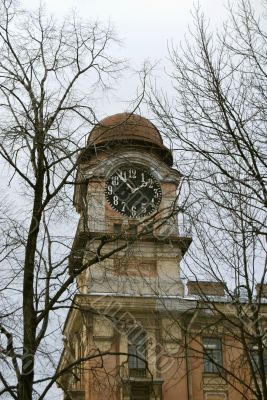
[250,345,267,374]
[203,337,223,374]
[128,328,147,377]
[114,223,122,235]
[131,384,150,400]
[128,224,137,237]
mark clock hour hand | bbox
[132,181,148,193]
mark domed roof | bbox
[87,113,172,165]
[88,113,162,146]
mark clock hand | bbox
[132,181,148,193]
[116,172,135,192]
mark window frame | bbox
[130,383,150,400]
[113,223,122,235]
[250,344,267,374]
[128,328,147,377]
[128,224,138,237]
[203,337,223,374]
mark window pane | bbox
[250,347,267,373]
[128,328,147,372]
[203,337,222,374]
[128,224,137,237]
[114,224,122,235]
[128,344,137,369]
[131,384,150,400]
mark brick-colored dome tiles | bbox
[88,113,164,147]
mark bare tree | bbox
[148,0,267,398]
[0,1,134,399]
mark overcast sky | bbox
[23,0,260,119]
[1,2,263,398]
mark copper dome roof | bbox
[87,113,172,165]
[88,113,162,146]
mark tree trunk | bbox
[18,154,44,400]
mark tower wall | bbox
[57,114,193,400]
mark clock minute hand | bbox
[116,172,135,192]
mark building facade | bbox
[57,113,267,400]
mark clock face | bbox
[105,166,162,218]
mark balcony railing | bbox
[78,216,192,238]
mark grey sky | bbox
[0,2,265,398]
[22,0,244,118]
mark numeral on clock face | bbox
[121,201,126,212]
[131,205,137,217]
[141,203,147,213]
[129,169,136,179]
[141,173,145,183]
[154,188,159,198]
[148,178,153,188]
[113,195,118,205]
[105,165,162,218]
[118,171,127,180]
[112,176,119,186]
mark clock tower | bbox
[57,113,191,400]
